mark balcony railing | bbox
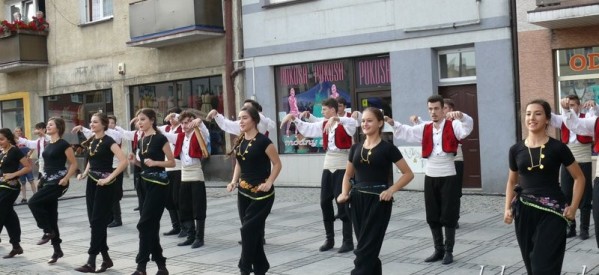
[530,0,599,29]
[0,30,48,73]
[127,0,224,48]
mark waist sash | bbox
[88,170,116,185]
[140,170,169,186]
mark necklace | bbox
[88,137,103,156]
[526,143,545,171]
[50,138,60,144]
[0,146,13,168]
[360,146,372,164]
[142,134,153,156]
[237,138,255,161]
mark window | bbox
[44,89,113,149]
[439,48,476,82]
[0,99,24,132]
[556,47,599,103]
[81,0,113,23]
[130,76,226,155]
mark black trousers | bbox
[135,178,167,265]
[349,191,392,275]
[424,175,460,228]
[86,177,116,255]
[321,169,349,222]
[0,187,21,244]
[165,170,181,211]
[593,178,599,248]
[179,181,206,222]
[133,166,144,212]
[515,204,567,275]
[561,162,592,211]
[238,193,274,274]
[28,183,68,245]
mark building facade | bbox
[1,0,238,179]
[242,0,518,193]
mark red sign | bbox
[569,53,599,72]
[356,56,390,87]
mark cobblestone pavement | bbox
[1,178,598,274]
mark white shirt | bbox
[80,127,123,168]
[158,124,182,171]
[214,113,276,136]
[392,114,473,177]
[293,116,357,152]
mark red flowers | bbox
[1,17,49,36]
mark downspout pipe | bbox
[224,0,235,121]
[509,0,522,141]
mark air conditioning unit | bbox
[536,0,561,7]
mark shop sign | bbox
[569,53,599,72]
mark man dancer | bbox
[388,95,473,264]
[206,99,276,137]
[281,98,358,253]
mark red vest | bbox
[173,132,203,159]
[561,113,592,144]
[421,120,459,158]
[132,131,144,151]
[165,124,182,134]
[594,118,599,153]
[322,120,352,151]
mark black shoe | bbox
[319,239,334,252]
[177,230,188,238]
[47,250,64,264]
[74,264,96,273]
[163,228,181,236]
[107,221,122,228]
[566,228,577,238]
[191,239,204,249]
[3,246,23,258]
[131,271,146,275]
[442,252,454,264]
[580,229,589,240]
[177,239,194,246]
[96,259,113,273]
[337,242,354,253]
[21,198,27,204]
[424,250,444,262]
[37,232,56,245]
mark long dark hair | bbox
[48,117,66,137]
[0,128,17,146]
[136,108,161,134]
[228,106,260,156]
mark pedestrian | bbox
[14,127,36,204]
[129,108,175,275]
[73,113,127,273]
[281,98,357,253]
[165,110,210,248]
[388,94,473,264]
[0,128,32,258]
[337,108,414,275]
[227,106,281,275]
[28,117,78,264]
[504,99,585,274]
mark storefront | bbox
[556,47,599,102]
[0,92,31,137]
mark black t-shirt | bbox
[43,139,71,174]
[349,140,403,185]
[509,137,575,195]
[138,133,168,173]
[236,133,272,185]
[0,146,25,175]
[88,135,116,172]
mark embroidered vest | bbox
[422,120,459,158]
[561,113,592,144]
[322,120,352,151]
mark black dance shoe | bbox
[37,232,56,245]
[3,246,23,258]
[47,250,64,264]
[74,264,96,273]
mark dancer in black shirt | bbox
[28,117,78,264]
[338,108,414,275]
[504,99,584,274]
[227,106,282,275]
[0,128,32,258]
[74,113,127,273]
[129,108,175,275]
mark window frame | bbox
[438,48,477,85]
[80,0,113,24]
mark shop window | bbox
[274,59,353,154]
[80,0,113,23]
[43,89,113,156]
[130,76,226,155]
[557,47,599,105]
[439,48,476,82]
[0,99,25,132]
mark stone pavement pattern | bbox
[2,179,598,274]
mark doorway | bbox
[439,84,481,188]
[356,91,393,143]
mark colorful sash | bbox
[140,170,169,186]
[88,170,116,185]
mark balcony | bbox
[0,30,48,73]
[127,0,224,48]
[529,0,599,29]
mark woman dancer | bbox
[227,106,281,275]
[337,108,414,275]
[0,128,32,258]
[74,113,127,273]
[504,99,584,274]
[130,108,175,275]
[28,117,78,264]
